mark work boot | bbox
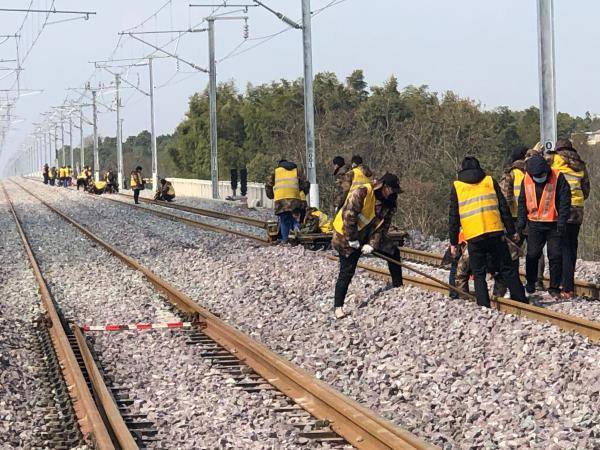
[535,280,545,291]
[334,307,346,319]
[548,288,561,298]
[525,284,536,294]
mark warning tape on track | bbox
[82,322,192,332]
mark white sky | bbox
[1,0,599,171]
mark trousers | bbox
[278,212,297,242]
[526,224,562,291]
[561,223,580,292]
[467,235,527,307]
[334,247,403,308]
[133,188,141,204]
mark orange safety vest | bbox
[523,169,559,222]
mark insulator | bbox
[243,20,249,39]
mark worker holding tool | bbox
[448,156,527,308]
[331,172,402,319]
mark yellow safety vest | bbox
[130,173,141,188]
[94,181,107,190]
[273,167,300,201]
[165,182,175,196]
[58,167,64,177]
[78,170,86,180]
[510,168,525,218]
[454,175,504,241]
[49,169,55,178]
[311,209,333,233]
[333,184,376,234]
[551,154,585,207]
[348,166,371,193]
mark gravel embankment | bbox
[6,182,317,449]
[21,178,600,449]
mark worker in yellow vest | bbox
[331,173,402,319]
[517,155,571,297]
[545,139,589,298]
[449,156,527,307]
[265,159,310,243]
[338,154,373,208]
[48,166,56,186]
[300,207,333,234]
[155,178,176,202]
[130,166,144,204]
[500,146,527,219]
[332,156,351,213]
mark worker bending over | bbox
[155,179,175,202]
[265,159,310,243]
[449,156,527,308]
[332,173,402,319]
[130,166,144,204]
[545,139,590,298]
[517,155,571,296]
[300,207,332,234]
[104,169,118,194]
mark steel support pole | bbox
[302,0,319,208]
[115,74,123,189]
[208,18,219,199]
[149,57,158,190]
[92,90,99,181]
[60,118,65,166]
[80,106,84,171]
[54,126,59,167]
[537,0,557,153]
[69,114,74,169]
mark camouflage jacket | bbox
[336,164,374,212]
[332,183,397,257]
[332,164,351,212]
[499,159,526,216]
[265,166,310,215]
[545,149,590,224]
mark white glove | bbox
[348,240,360,249]
[361,244,374,255]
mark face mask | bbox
[532,174,547,183]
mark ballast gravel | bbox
[22,179,600,449]
[5,182,319,450]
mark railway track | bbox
[111,185,600,300]
[36,178,600,342]
[11,179,434,449]
[3,183,139,449]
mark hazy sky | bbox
[1,0,599,170]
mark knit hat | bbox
[379,172,401,193]
[555,138,574,152]
[461,156,481,171]
[510,146,528,163]
[526,155,549,177]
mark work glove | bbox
[348,240,360,249]
[361,244,374,255]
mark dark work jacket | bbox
[448,168,515,246]
[516,173,571,232]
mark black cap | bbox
[526,155,550,177]
[380,172,401,193]
[332,156,345,167]
[461,156,481,171]
[351,154,363,165]
[510,145,528,163]
[136,166,142,171]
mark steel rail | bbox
[1,182,117,450]
[13,180,435,450]
[26,177,600,342]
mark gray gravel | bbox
[7,181,319,449]
[21,178,600,449]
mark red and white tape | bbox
[82,322,192,332]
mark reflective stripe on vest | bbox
[510,168,525,218]
[349,166,371,193]
[453,175,504,241]
[332,184,376,235]
[551,154,584,207]
[524,169,559,222]
[274,167,300,201]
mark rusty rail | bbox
[14,181,435,449]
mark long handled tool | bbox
[372,250,477,302]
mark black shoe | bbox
[548,288,561,298]
[525,284,536,294]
